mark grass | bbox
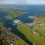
[33,16,45,45]
[0,9,25,20]
[13,37,28,45]
[0,22,28,45]
[17,24,33,42]
[33,26,45,45]
[5,10,25,20]
[37,27,45,36]
[17,23,45,45]
[33,34,45,45]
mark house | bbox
[11,44,13,45]
[13,19,22,25]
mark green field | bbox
[33,16,45,45]
[17,24,33,42]
[5,10,25,20]
[0,9,45,45]
[16,16,45,45]
[0,22,28,45]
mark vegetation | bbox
[0,22,28,45]
[0,7,45,45]
[33,16,45,45]
[17,24,33,42]
[5,10,25,20]
[16,16,45,45]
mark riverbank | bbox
[27,16,45,45]
[0,22,28,45]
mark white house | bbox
[13,19,22,25]
[11,44,13,45]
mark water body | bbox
[15,13,33,23]
[0,5,45,45]
[0,12,33,45]
[14,5,45,23]
[0,12,8,17]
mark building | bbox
[13,19,22,25]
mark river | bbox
[0,12,33,45]
[0,5,45,45]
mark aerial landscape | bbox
[0,5,45,45]
[0,0,45,45]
